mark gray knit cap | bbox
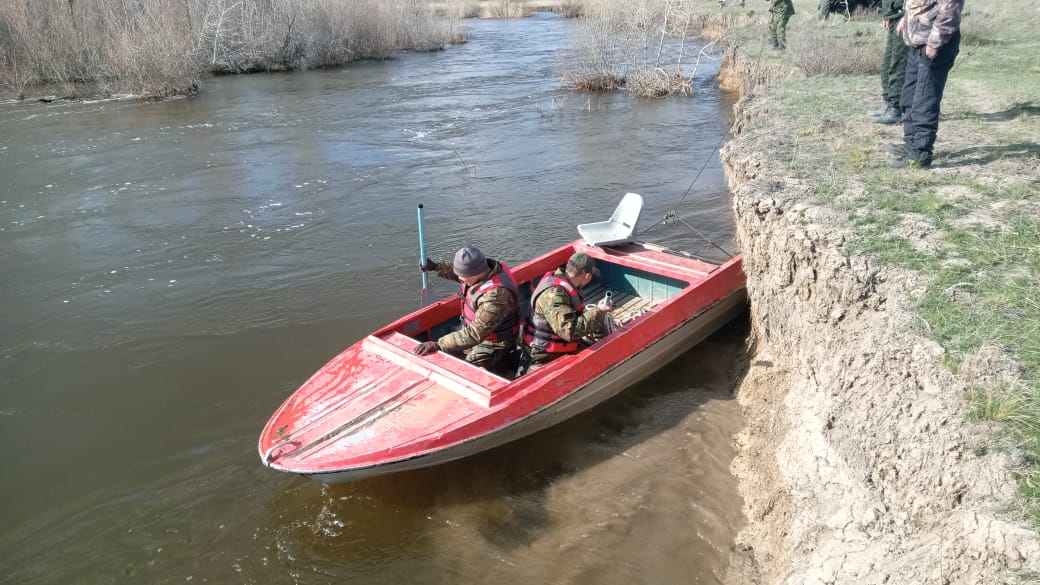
[453,245,487,277]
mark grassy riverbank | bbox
[0,0,458,100]
[706,0,1040,526]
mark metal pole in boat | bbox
[417,204,429,306]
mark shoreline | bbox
[712,0,1040,582]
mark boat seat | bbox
[577,193,644,247]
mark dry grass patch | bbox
[786,26,882,76]
[555,0,584,17]
[567,73,626,91]
[438,0,483,18]
[481,0,532,18]
[628,68,692,97]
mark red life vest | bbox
[522,270,585,354]
[460,261,521,343]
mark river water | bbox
[0,13,745,585]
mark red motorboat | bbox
[259,196,746,483]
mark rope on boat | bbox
[636,135,736,259]
[262,440,297,465]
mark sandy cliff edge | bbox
[718,43,1040,585]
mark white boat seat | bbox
[577,192,644,246]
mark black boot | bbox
[869,105,901,125]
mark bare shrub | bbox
[559,0,705,97]
[0,0,200,98]
[0,0,452,99]
[559,12,630,91]
[787,27,883,76]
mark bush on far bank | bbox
[558,0,716,98]
[0,0,456,100]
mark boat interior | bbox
[414,258,689,344]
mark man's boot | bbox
[869,105,901,125]
[769,36,780,50]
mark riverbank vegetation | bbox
[559,0,721,97]
[0,0,459,100]
[708,0,1040,528]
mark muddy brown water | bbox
[0,13,746,585]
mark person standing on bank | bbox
[868,0,907,125]
[520,253,613,374]
[767,0,795,51]
[414,245,521,379]
[890,0,963,169]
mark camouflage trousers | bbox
[450,341,520,379]
[518,343,575,375]
[768,1,795,47]
[881,23,908,107]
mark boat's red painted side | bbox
[259,240,745,479]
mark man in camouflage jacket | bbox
[767,0,795,50]
[868,0,907,124]
[415,245,520,378]
[521,253,612,373]
[891,0,963,168]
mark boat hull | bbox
[259,239,747,483]
[302,288,746,483]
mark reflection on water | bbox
[0,13,743,585]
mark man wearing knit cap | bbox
[415,245,521,378]
[520,252,613,373]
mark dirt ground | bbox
[718,40,1040,585]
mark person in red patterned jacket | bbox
[888,0,964,169]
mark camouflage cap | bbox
[566,252,600,277]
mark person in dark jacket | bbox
[889,0,964,169]
[868,0,907,124]
[415,245,521,378]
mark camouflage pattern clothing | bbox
[430,259,519,376]
[901,0,963,49]
[523,268,607,369]
[767,0,795,49]
[880,0,907,108]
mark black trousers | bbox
[900,31,960,161]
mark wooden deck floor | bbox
[582,284,661,326]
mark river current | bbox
[0,13,745,585]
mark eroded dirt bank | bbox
[719,50,1040,584]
